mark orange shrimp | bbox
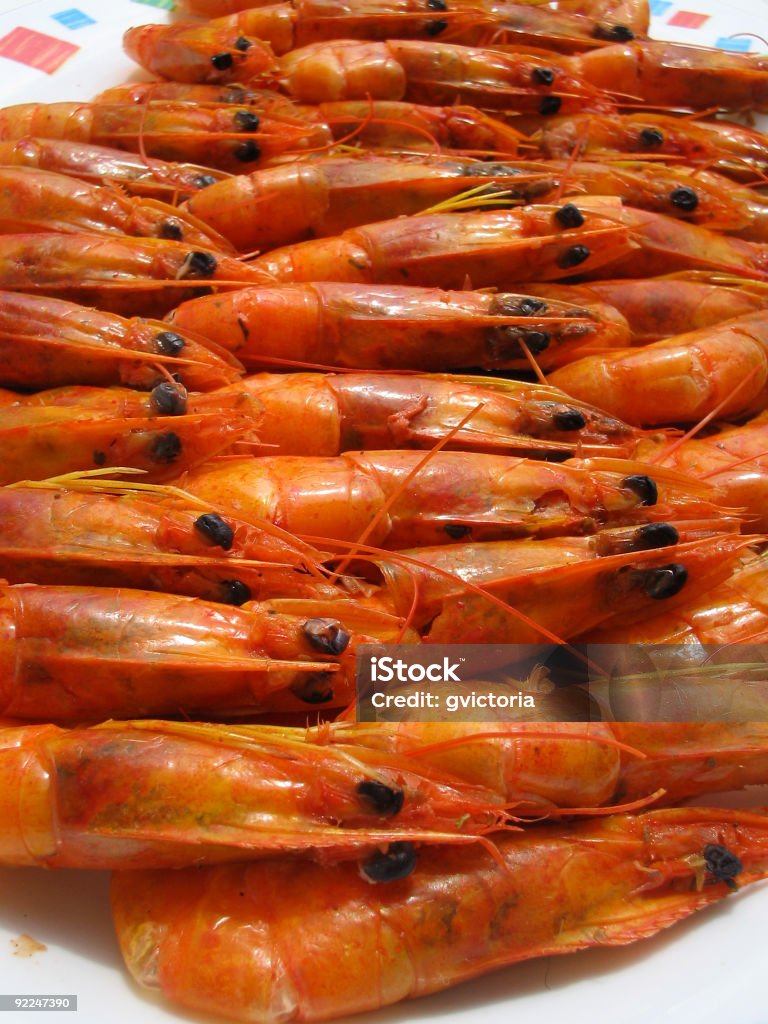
[177,0,651,33]
[124,28,617,113]
[112,807,768,1022]
[534,112,768,183]
[20,372,640,456]
[166,281,631,373]
[382,533,754,644]
[0,233,272,318]
[275,39,616,110]
[0,719,511,868]
[182,153,768,254]
[0,166,234,252]
[0,483,339,605]
[0,137,230,201]
[575,198,768,281]
[0,583,410,720]
[0,398,253,484]
[580,274,768,344]
[368,522,738,629]
[237,204,635,288]
[182,154,557,252]
[0,101,331,173]
[552,40,768,113]
[634,412,768,530]
[298,99,527,154]
[181,451,732,549]
[0,291,243,392]
[171,0,645,51]
[549,310,768,426]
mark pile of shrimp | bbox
[4,0,768,1020]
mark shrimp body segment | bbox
[182,451,731,548]
[549,311,768,426]
[243,205,635,288]
[0,291,243,392]
[111,807,768,1023]
[166,282,631,373]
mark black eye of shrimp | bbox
[149,432,182,464]
[178,251,218,279]
[425,18,448,35]
[291,672,334,704]
[361,842,417,883]
[235,141,262,162]
[211,52,234,70]
[593,23,635,41]
[533,67,555,86]
[632,523,679,550]
[150,382,187,416]
[234,110,260,132]
[194,513,235,551]
[158,218,183,241]
[234,36,252,51]
[639,127,664,147]
[553,409,586,431]
[444,523,471,539]
[357,780,405,817]
[220,580,252,606]
[555,204,585,229]
[302,618,351,655]
[670,186,699,211]
[704,844,743,889]
[638,563,688,599]
[193,174,218,189]
[622,474,658,506]
[557,244,590,269]
[426,0,448,8]
[155,331,186,356]
[539,95,561,115]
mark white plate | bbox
[1,1,768,1022]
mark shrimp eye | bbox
[444,523,471,538]
[235,141,262,162]
[149,432,182,464]
[155,331,185,355]
[234,110,260,132]
[211,52,234,70]
[622,474,658,506]
[150,382,188,416]
[159,218,183,241]
[425,18,448,35]
[553,409,586,431]
[641,563,688,599]
[179,251,218,279]
[193,174,218,189]
[633,522,679,549]
[357,780,405,816]
[704,843,743,889]
[426,0,448,8]
[538,95,562,115]
[532,67,555,85]
[220,579,252,606]
[292,672,334,704]
[556,244,590,269]
[195,512,235,550]
[522,329,550,353]
[639,127,664,147]
[670,186,699,211]
[303,617,351,655]
[593,23,635,41]
[519,297,548,315]
[234,36,252,50]
[361,842,417,883]
[555,203,585,229]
